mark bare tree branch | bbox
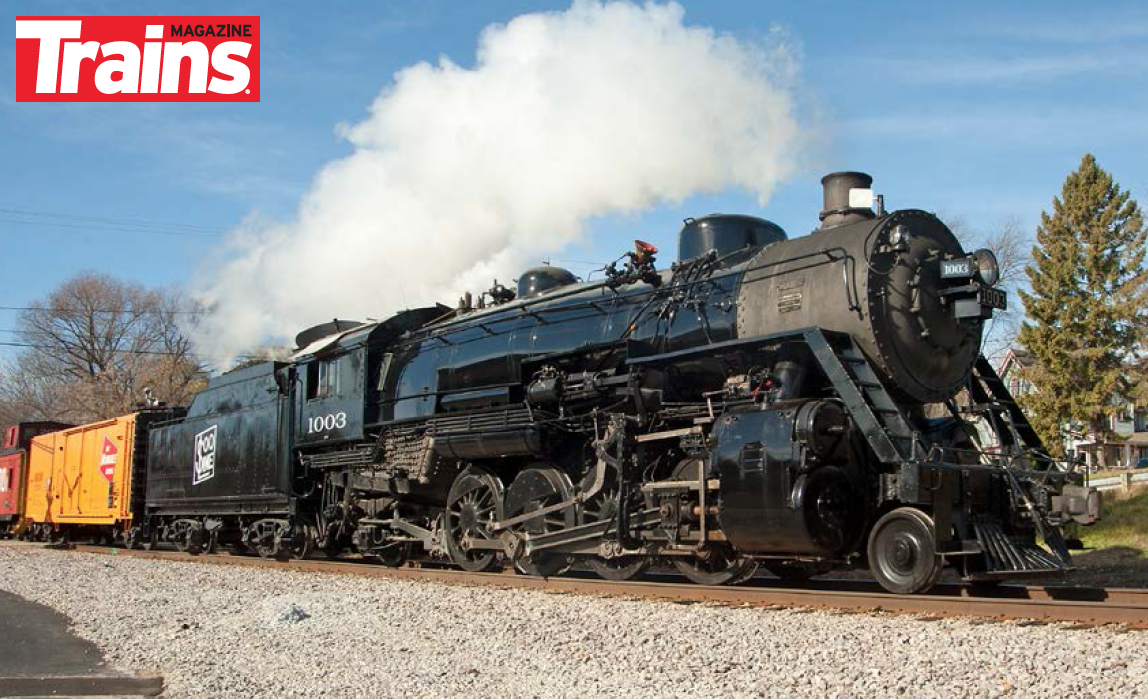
[0,272,209,423]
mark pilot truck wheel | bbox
[867,507,943,594]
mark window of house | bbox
[306,356,342,400]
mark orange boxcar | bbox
[0,422,71,539]
[22,413,153,542]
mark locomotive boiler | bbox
[137,171,1100,594]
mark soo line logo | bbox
[15,16,259,102]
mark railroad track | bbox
[66,544,1148,629]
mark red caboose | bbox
[0,422,71,538]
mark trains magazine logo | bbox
[15,16,259,102]
[193,425,217,485]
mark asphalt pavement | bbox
[0,587,162,697]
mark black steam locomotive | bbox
[135,172,1099,594]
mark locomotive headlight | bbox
[973,248,1000,286]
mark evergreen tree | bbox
[1018,154,1148,463]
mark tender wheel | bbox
[764,561,830,583]
[173,521,203,555]
[673,547,758,586]
[504,466,576,578]
[247,520,310,560]
[141,529,159,551]
[248,520,281,558]
[202,529,218,555]
[867,507,943,594]
[445,467,505,572]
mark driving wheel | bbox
[445,467,505,572]
[581,467,649,581]
[504,465,575,577]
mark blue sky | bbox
[3,0,1147,356]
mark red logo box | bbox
[15,16,260,102]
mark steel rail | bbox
[51,544,1148,630]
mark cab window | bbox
[306,356,342,400]
[376,353,394,392]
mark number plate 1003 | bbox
[307,412,347,434]
[981,286,1007,310]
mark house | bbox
[998,348,1034,398]
[998,348,1148,470]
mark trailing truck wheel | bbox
[867,507,943,594]
[280,525,313,560]
[445,467,505,573]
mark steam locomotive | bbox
[135,171,1100,594]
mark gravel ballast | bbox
[0,543,1144,698]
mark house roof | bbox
[998,347,1035,377]
[1007,348,1034,367]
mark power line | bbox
[0,305,207,315]
[0,217,224,239]
[0,207,228,233]
[0,340,195,357]
[0,340,267,361]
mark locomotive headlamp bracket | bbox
[937,248,1006,320]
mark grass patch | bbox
[1077,485,1148,555]
[1090,468,1148,480]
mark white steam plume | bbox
[193,1,806,363]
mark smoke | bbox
[193,1,807,363]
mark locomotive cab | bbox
[294,323,371,447]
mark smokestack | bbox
[819,171,875,229]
